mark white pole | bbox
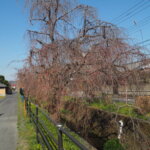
[118,120,123,139]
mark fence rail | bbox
[119,90,150,96]
[25,98,89,150]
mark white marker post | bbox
[118,120,123,139]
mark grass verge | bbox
[63,96,150,120]
[30,102,95,150]
[0,96,5,99]
[89,101,149,120]
[17,96,42,150]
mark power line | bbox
[127,19,150,34]
[117,3,150,25]
[135,39,150,45]
[127,15,150,30]
[111,0,146,23]
[128,25,150,36]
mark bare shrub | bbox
[135,96,150,114]
[101,93,112,105]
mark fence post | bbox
[36,105,39,143]
[57,124,63,150]
[29,100,31,122]
[27,99,30,116]
[25,97,28,115]
[25,97,27,110]
[26,98,28,114]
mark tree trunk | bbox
[113,81,118,95]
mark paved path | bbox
[0,93,18,150]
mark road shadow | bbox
[0,113,4,117]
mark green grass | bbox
[17,96,42,150]
[0,96,5,99]
[62,95,150,120]
[89,101,149,120]
[90,101,133,114]
[104,139,124,150]
[30,106,81,150]
[60,108,72,114]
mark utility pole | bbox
[101,25,109,47]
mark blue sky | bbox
[0,0,29,80]
[0,0,150,80]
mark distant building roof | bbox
[9,81,16,84]
[0,83,6,88]
[126,60,150,70]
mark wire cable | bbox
[117,3,150,25]
[111,0,146,23]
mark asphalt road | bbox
[0,93,18,150]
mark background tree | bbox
[0,75,9,87]
[16,1,150,149]
[17,0,148,111]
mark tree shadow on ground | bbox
[0,113,4,116]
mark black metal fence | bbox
[25,98,89,150]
